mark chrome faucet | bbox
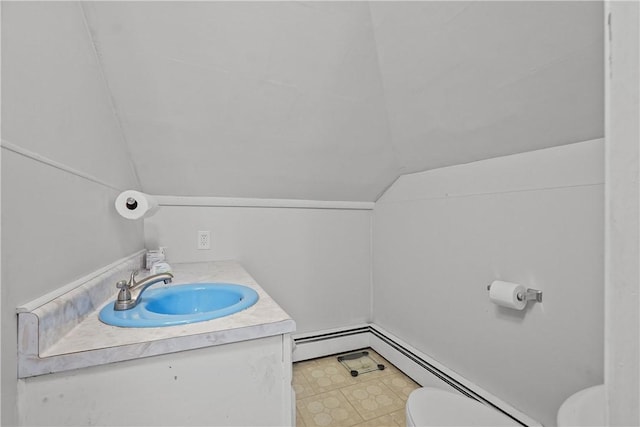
[113,270,174,311]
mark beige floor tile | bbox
[300,357,358,394]
[295,358,322,369]
[295,349,416,426]
[340,379,406,421]
[294,367,316,399]
[298,390,364,427]
[380,374,420,400]
[351,413,401,427]
[388,410,407,427]
[296,407,308,427]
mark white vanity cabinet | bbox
[20,334,293,426]
[17,259,296,426]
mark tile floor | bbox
[294,349,420,427]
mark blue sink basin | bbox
[99,283,259,328]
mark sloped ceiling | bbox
[82,1,603,202]
[370,1,604,175]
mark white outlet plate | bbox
[197,231,211,250]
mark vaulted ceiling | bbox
[82,1,603,201]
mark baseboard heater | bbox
[293,325,529,427]
[293,325,371,344]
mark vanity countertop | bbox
[18,259,296,378]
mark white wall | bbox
[604,1,640,424]
[145,204,372,333]
[1,3,144,424]
[372,140,604,426]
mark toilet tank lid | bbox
[406,388,520,427]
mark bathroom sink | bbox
[99,283,259,328]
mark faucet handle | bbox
[116,280,129,289]
[115,279,132,306]
[129,270,139,286]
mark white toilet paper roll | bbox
[115,190,159,220]
[489,280,527,310]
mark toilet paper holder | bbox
[486,283,543,303]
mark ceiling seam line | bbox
[78,2,143,191]
[366,1,405,202]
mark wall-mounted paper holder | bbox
[486,283,543,303]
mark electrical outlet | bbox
[197,231,211,250]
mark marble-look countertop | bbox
[18,260,296,378]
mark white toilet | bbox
[556,384,605,426]
[406,387,520,427]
